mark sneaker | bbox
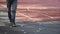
[10,22,17,27]
[12,24,17,27]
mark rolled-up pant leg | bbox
[11,0,17,24]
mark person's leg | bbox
[6,0,12,22]
[11,0,17,25]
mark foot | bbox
[9,24,17,27]
[10,22,17,27]
[12,24,17,27]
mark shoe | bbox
[12,24,17,27]
[10,22,17,27]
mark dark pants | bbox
[6,0,17,24]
